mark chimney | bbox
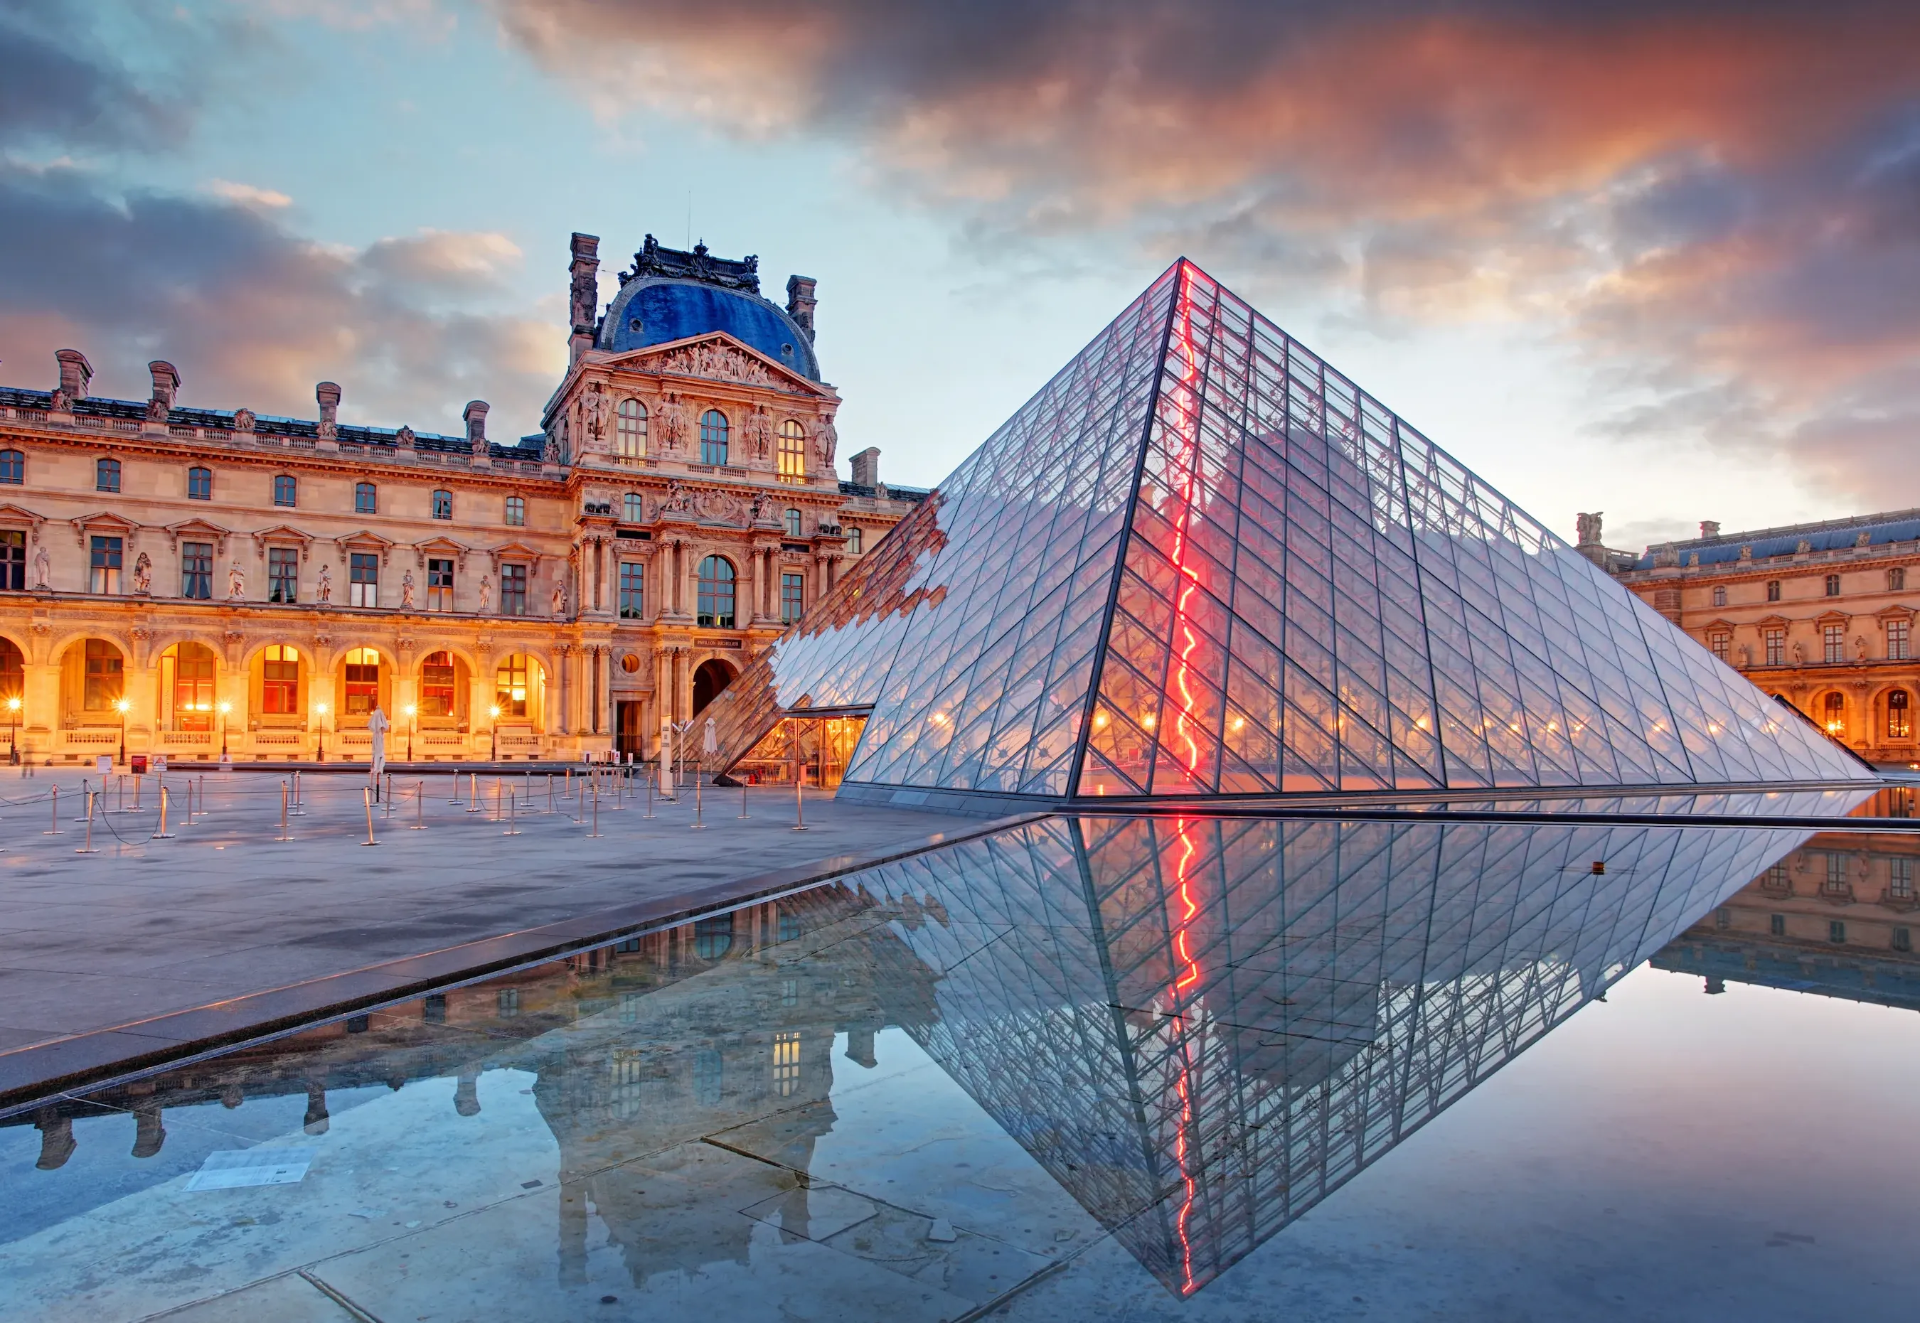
[786,274,817,343]
[146,361,180,426]
[569,232,600,367]
[315,381,341,447]
[52,349,92,410]
[1699,520,1721,540]
[850,446,881,490]
[465,400,491,470]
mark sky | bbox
[4,1,1919,553]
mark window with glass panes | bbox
[772,1031,801,1097]
[1766,579,1781,601]
[616,400,647,458]
[355,482,376,514]
[1892,567,1908,591]
[1890,618,1910,660]
[1890,690,1912,739]
[421,650,456,716]
[1893,857,1915,900]
[847,526,862,554]
[619,561,645,619]
[0,530,22,590]
[170,644,214,728]
[432,489,452,520]
[624,493,644,523]
[699,409,729,465]
[427,557,454,611]
[343,647,380,715]
[499,563,527,616]
[187,467,211,500]
[785,508,802,537]
[505,495,525,526]
[781,571,804,624]
[349,552,378,607]
[0,449,20,484]
[1764,628,1785,664]
[274,474,296,507]
[777,419,805,483]
[96,458,119,493]
[496,655,530,718]
[90,535,121,593]
[1711,585,1726,607]
[262,644,299,714]
[1824,691,1846,733]
[1823,623,1845,662]
[180,541,212,599]
[697,556,735,627]
[84,639,122,709]
[1708,631,1729,662]
[1825,573,1842,596]
[268,547,297,602]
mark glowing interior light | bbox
[1141,713,1157,730]
[1093,712,1109,730]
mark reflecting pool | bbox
[5,811,1918,1321]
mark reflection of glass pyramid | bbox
[712,260,1872,801]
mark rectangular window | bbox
[0,529,22,591]
[187,467,211,500]
[262,644,298,715]
[1829,920,1847,944]
[432,489,452,520]
[83,639,123,710]
[1715,907,1731,929]
[619,562,645,619]
[1823,623,1845,663]
[499,563,527,616]
[1770,913,1786,937]
[847,526,862,554]
[96,458,120,493]
[1824,853,1848,894]
[1896,927,1913,953]
[1892,857,1914,900]
[349,552,378,608]
[421,653,456,716]
[355,482,376,514]
[89,535,122,594]
[1825,573,1842,597]
[1708,632,1730,662]
[772,1030,801,1098]
[781,572,804,624]
[427,558,454,612]
[1711,585,1726,607]
[274,474,297,507]
[1892,567,1907,592]
[344,649,379,715]
[1766,863,1790,891]
[505,495,525,527]
[180,541,212,599]
[268,547,298,603]
[1764,628,1785,665]
[1890,619,1911,660]
[497,988,520,1018]
[1766,579,1781,602]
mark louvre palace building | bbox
[0,233,922,766]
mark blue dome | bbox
[599,277,820,380]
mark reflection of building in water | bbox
[7,882,943,1290]
[858,814,1816,1296]
[1653,820,1920,1008]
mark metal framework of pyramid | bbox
[709,260,1872,802]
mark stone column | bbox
[655,648,670,742]
[750,544,764,624]
[602,647,614,738]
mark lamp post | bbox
[489,704,501,762]
[316,701,328,763]
[6,695,19,765]
[405,703,416,763]
[218,700,231,760]
[115,697,130,767]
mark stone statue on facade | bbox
[401,568,416,608]
[583,384,610,450]
[552,581,567,617]
[232,408,256,433]
[32,544,49,589]
[750,491,774,525]
[228,562,245,600]
[543,432,561,465]
[146,397,168,424]
[746,407,773,461]
[813,414,838,467]
[1575,512,1603,546]
[396,425,416,450]
[1740,644,1753,666]
[662,480,695,516]
[317,562,333,603]
[1792,640,1805,664]
[659,394,688,453]
[132,552,152,595]
[1856,635,1869,662]
[479,573,492,612]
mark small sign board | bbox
[152,754,167,774]
[129,754,147,775]
[95,755,111,775]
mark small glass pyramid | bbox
[710,260,1873,801]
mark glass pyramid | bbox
[710,260,1873,801]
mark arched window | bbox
[1823,691,1846,736]
[697,556,736,628]
[164,642,216,730]
[616,399,647,459]
[420,650,457,717]
[624,492,644,523]
[0,449,23,484]
[343,647,381,716]
[96,458,120,493]
[355,481,377,514]
[187,466,212,500]
[1890,690,1911,740]
[694,914,734,960]
[785,508,803,538]
[777,419,806,484]
[495,654,530,719]
[432,489,453,520]
[262,644,300,715]
[83,639,124,711]
[0,637,24,707]
[699,409,729,465]
[847,526,863,554]
[273,474,297,507]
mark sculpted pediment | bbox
[604,332,830,397]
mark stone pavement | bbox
[0,766,974,1066]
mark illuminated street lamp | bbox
[488,704,501,762]
[316,701,328,763]
[218,700,232,760]
[5,694,20,765]
[114,697,130,766]
[405,703,417,762]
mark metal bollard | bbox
[43,785,60,835]
[361,786,379,846]
[75,790,98,854]
[739,779,750,820]
[449,769,463,805]
[586,772,602,837]
[645,765,654,819]
[792,768,808,832]
[197,773,206,824]
[504,784,520,836]
[152,786,175,840]
[290,769,306,817]
[547,773,554,814]
[411,779,428,830]
[692,769,706,830]
[564,767,573,800]
[74,777,92,821]
[279,781,290,841]
[133,774,142,813]
[384,772,394,818]
[466,771,482,813]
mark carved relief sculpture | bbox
[32,544,49,589]
[232,408,256,433]
[479,573,492,612]
[132,552,152,595]
[750,491,774,525]
[662,480,695,515]
[659,393,689,453]
[228,562,245,600]
[401,569,416,608]
[317,562,333,603]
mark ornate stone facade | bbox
[0,235,924,765]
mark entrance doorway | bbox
[616,701,643,760]
[691,658,737,716]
